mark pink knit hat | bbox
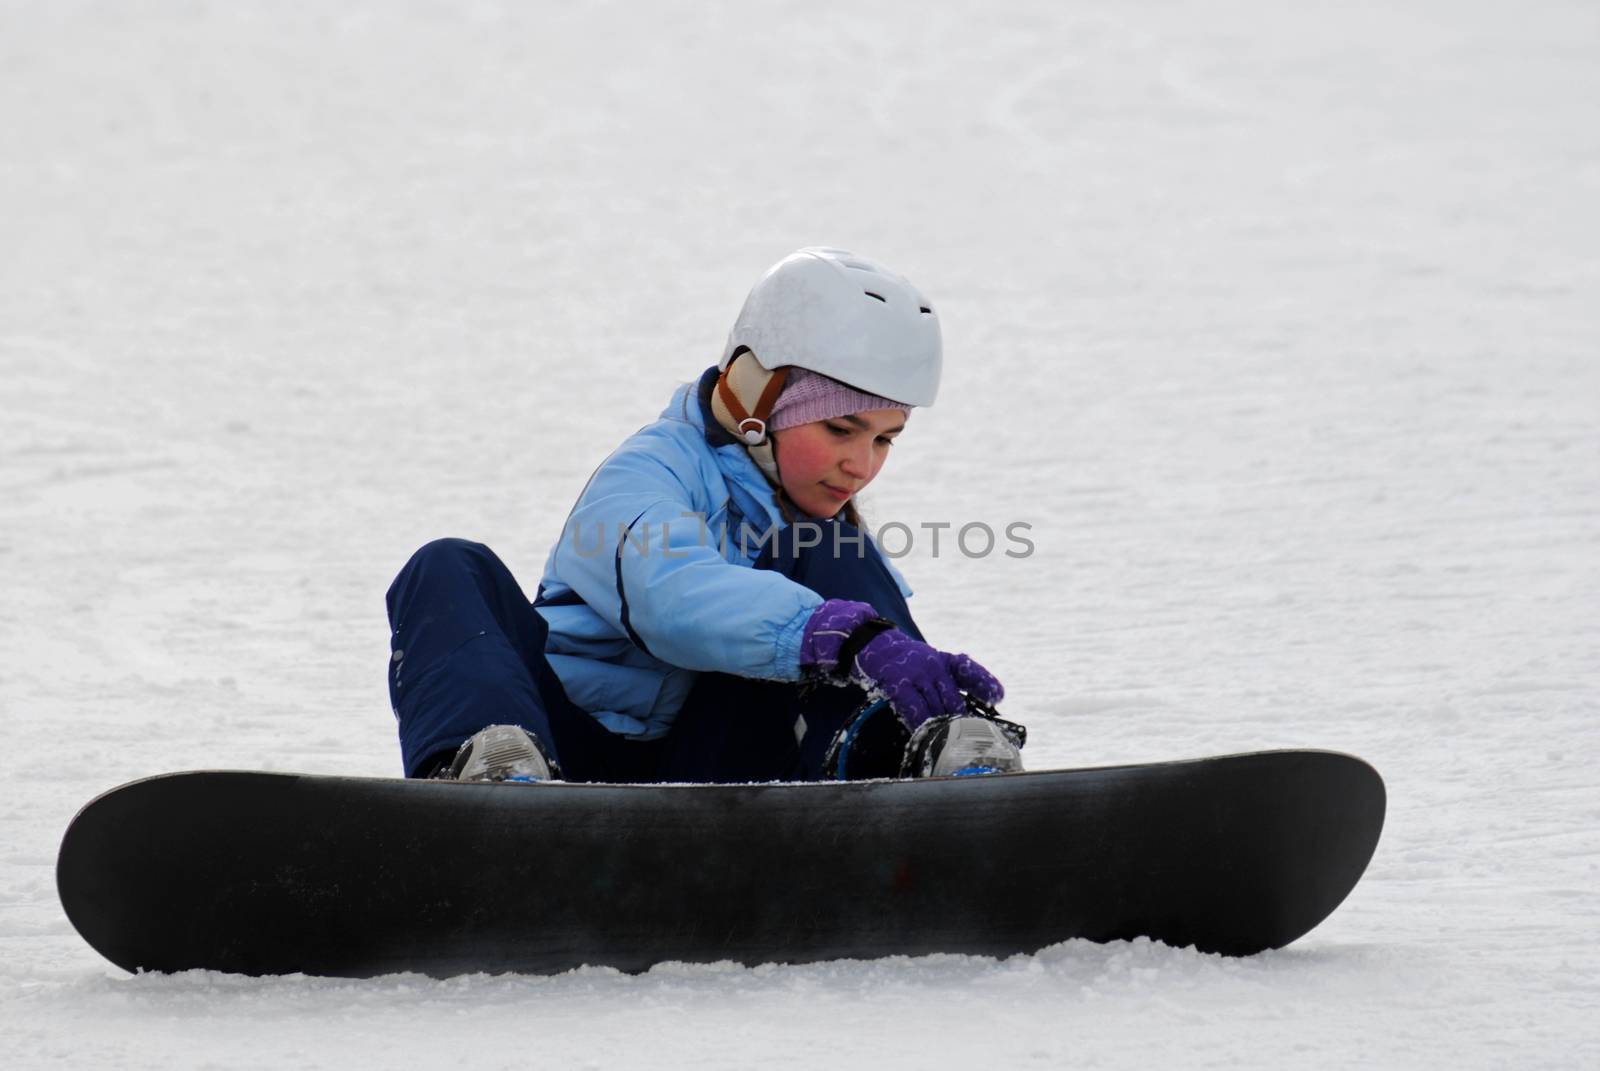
[767,368,911,432]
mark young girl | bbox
[385,247,1022,784]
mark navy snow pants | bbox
[385,522,921,783]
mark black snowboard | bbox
[57,750,1384,978]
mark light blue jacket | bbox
[534,368,910,740]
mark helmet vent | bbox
[919,306,933,315]
[864,291,887,302]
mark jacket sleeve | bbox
[548,437,822,680]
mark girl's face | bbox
[773,409,907,518]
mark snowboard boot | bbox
[444,725,561,783]
[902,714,1026,778]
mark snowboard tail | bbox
[57,750,1384,978]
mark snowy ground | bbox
[4,0,1598,1066]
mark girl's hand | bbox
[800,599,1004,729]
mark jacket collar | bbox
[656,367,787,529]
[694,365,739,447]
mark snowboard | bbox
[57,750,1384,978]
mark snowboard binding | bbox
[822,695,1027,781]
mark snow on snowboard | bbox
[57,750,1384,978]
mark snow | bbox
[3,0,1598,1066]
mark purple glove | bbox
[799,599,1005,730]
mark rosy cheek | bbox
[776,433,821,474]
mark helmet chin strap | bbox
[712,352,789,487]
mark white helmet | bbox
[719,247,942,407]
